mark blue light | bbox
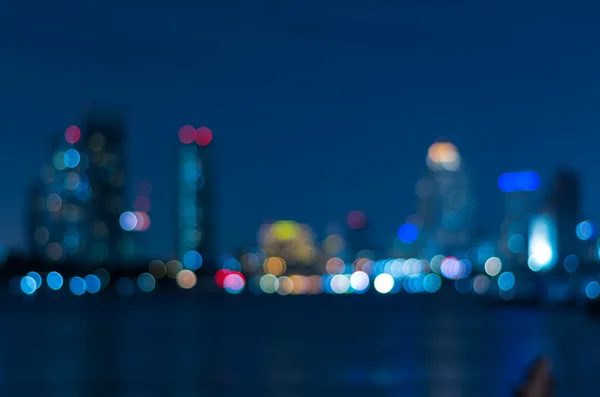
[585,281,600,299]
[119,211,137,231]
[183,250,203,270]
[69,277,86,296]
[27,271,42,290]
[564,254,579,273]
[84,275,101,294]
[576,220,596,241]
[20,276,37,295]
[46,271,64,290]
[423,273,442,293]
[498,272,515,291]
[398,223,419,243]
[498,171,540,192]
[64,149,81,168]
[137,273,156,292]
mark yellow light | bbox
[271,221,300,241]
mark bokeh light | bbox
[498,272,515,291]
[473,275,490,295]
[398,223,419,243]
[263,257,286,276]
[423,273,442,293]
[484,257,502,277]
[137,273,156,292]
[27,272,42,290]
[347,211,367,230]
[374,273,394,294]
[181,250,203,271]
[64,149,81,168]
[223,273,245,294]
[178,125,196,144]
[119,211,137,231]
[177,270,197,289]
[349,271,369,293]
[195,127,213,146]
[585,281,600,299]
[46,271,64,290]
[576,220,596,241]
[65,125,81,144]
[564,254,579,273]
[84,275,102,294]
[69,277,86,296]
[497,171,540,192]
[149,260,167,279]
[20,276,37,295]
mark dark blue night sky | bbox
[1,0,599,257]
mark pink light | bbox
[133,211,151,232]
[65,125,81,144]
[347,211,367,230]
[196,127,213,146]
[178,125,196,144]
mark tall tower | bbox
[545,169,580,263]
[416,141,474,259]
[82,109,127,264]
[31,109,127,266]
[177,125,217,270]
[497,171,540,269]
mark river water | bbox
[0,290,598,396]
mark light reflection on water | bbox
[0,292,598,397]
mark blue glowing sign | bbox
[497,171,540,192]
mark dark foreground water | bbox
[0,291,598,397]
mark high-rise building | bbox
[545,169,581,264]
[177,125,217,270]
[30,109,127,266]
[83,109,128,263]
[415,142,475,259]
[497,171,541,269]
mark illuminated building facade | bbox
[31,110,127,265]
[497,171,540,268]
[415,142,475,259]
[177,125,216,269]
[258,220,320,275]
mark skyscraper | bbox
[497,171,541,269]
[177,125,217,270]
[415,142,475,259]
[83,109,127,263]
[545,169,581,264]
[30,109,127,265]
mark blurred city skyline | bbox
[2,0,600,257]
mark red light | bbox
[178,125,196,144]
[133,196,151,212]
[133,211,151,231]
[196,127,213,146]
[65,125,81,144]
[347,211,367,230]
[215,269,231,288]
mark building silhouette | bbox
[177,126,217,269]
[497,171,541,269]
[416,142,475,258]
[545,169,581,264]
[29,109,127,266]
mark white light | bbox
[349,271,370,292]
[374,273,394,294]
[330,275,350,294]
[528,214,557,272]
[484,257,502,277]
